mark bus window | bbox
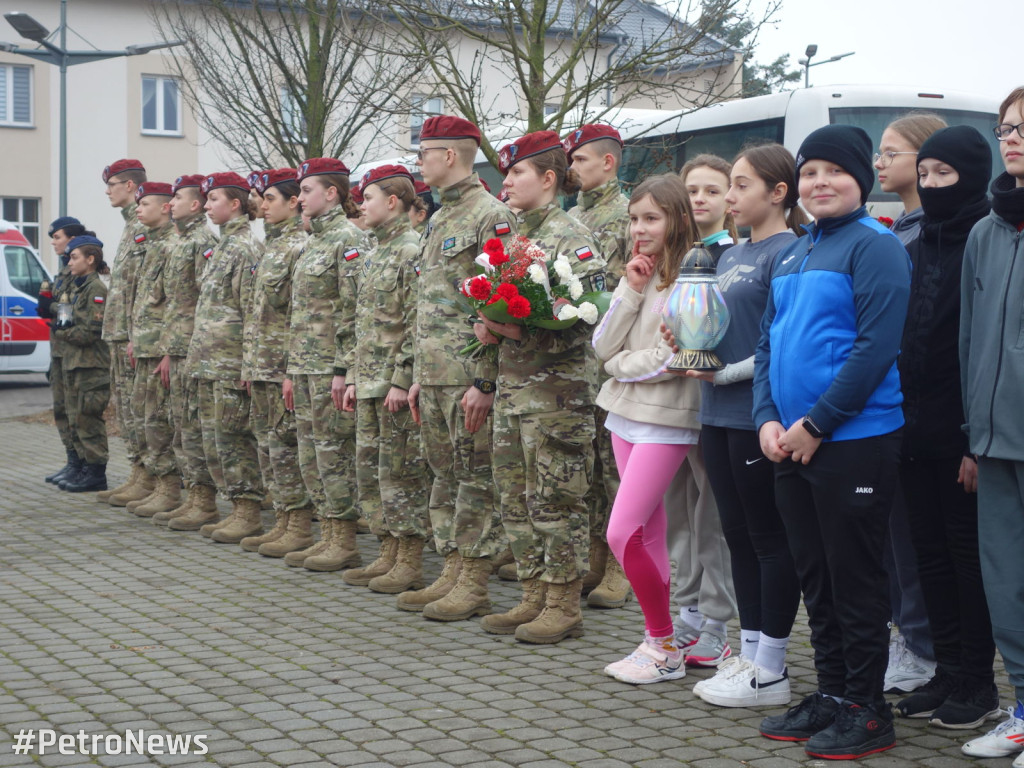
[677,118,785,167]
[620,135,679,192]
[829,106,999,201]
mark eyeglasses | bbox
[872,151,917,168]
[994,122,1024,141]
[416,146,449,161]
[105,180,129,189]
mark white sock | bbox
[740,630,760,661]
[678,605,704,633]
[755,632,790,676]
[703,618,727,635]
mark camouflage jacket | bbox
[101,203,147,343]
[414,173,516,386]
[243,216,307,383]
[286,205,366,376]
[568,179,630,291]
[185,216,263,380]
[48,259,73,358]
[495,203,606,416]
[55,271,110,371]
[129,221,176,359]
[158,214,216,359]
[352,216,419,398]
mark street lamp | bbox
[1,1,183,216]
[797,44,855,89]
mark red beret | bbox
[479,178,492,194]
[259,168,298,194]
[200,172,249,196]
[349,186,364,205]
[297,158,350,181]
[498,131,563,174]
[497,186,510,203]
[359,164,415,194]
[135,182,173,201]
[103,159,145,183]
[414,180,431,196]
[561,124,623,158]
[172,174,206,196]
[247,170,269,193]
[419,116,481,146]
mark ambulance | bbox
[0,219,52,374]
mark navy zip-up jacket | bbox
[753,206,911,441]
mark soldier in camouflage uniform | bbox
[41,217,89,485]
[159,176,220,529]
[475,132,606,643]
[564,124,634,609]
[282,158,366,572]
[97,159,151,507]
[125,182,182,518]
[401,116,515,621]
[340,165,430,593]
[181,172,265,544]
[54,236,111,492]
[238,168,315,558]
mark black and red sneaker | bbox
[805,701,895,760]
[760,692,840,741]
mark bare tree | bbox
[152,0,427,168]
[377,0,780,165]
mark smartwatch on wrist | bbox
[801,415,826,439]
[473,378,496,394]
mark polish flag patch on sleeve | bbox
[494,222,511,236]
[134,234,147,244]
[344,248,360,261]
[202,248,214,260]
[93,296,105,304]
[575,246,594,261]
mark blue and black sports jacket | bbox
[752,206,911,441]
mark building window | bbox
[0,64,33,127]
[410,95,443,146]
[1,198,40,250]
[141,75,182,136]
[281,86,307,143]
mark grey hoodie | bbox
[891,206,924,247]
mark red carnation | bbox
[507,295,531,319]
[469,276,493,301]
[876,216,894,229]
[494,282,519,301]
[483,238,504,257]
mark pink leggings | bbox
[608,435,691,638]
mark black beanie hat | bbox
[796,124,874,204]
[917,125,992,221]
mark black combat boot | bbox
[63,464,108,493]
[46,450,79,484]
[57,457,88,490]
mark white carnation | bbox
[528,263,547,284]
[577,301,599,324]
[568,276,584,300]
[474,253,495,273]
[553,260,573,281]
[556,252,570,263]
[557,304,580,321]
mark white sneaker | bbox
[694,656,791,708]
[962,708,1024,758]
[884,633,936,693]
[603,640,686,685]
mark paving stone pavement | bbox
[0,418,1013,767]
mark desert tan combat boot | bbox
[303,519,362,571]
[343,534,398,586]
[515,578,585,644]
[492,547,515,570]
[396,551,461,612]
[211,498,263,543]
[498,563,520,581]
[369,536,426,594]
[422,556,493,621]
[258,508,315,558]
[480,578,547,635]
[131,474,182,518]
[98,463,142,504]
[284,521,330,567]
[153,485,193,525]
[240,509,287,552]
[167,484,219,531]
[586,553,633,609]
[582,536,610,595]
[109,468,156,507]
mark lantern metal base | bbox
[667,348,724,372]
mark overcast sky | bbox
[748,0,1016,101]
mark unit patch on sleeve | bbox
[134,234,146,244]
[442,237,456,251]
[575,246,594,261]
[494,222,511,236]
[344,248,360,261]
[202,248,214,260]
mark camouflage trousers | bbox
[131,357,176,477]
[584,406,619,540]
[292,373,357,521]
[419,384,504,559]
[196,378,263,501]
[67,366,110,465]
[492,408,595,584]
[175,366,213,489]
[250,380,308,512]
[50,354,75,454]
[110,342,141,464]
[356,397,430,539]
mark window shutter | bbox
[12,66,31,124]
[0,66,8,122]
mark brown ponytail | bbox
[526,148,581,196]
[733,143,809,235]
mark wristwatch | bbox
[801,415,826,439]
[473,378,496,394]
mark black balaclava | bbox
[917,125,992,222]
